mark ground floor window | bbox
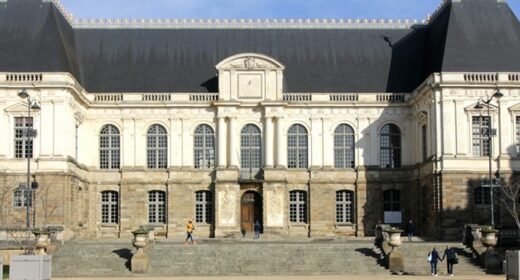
[196,191,213,224]
[474,187,491,205]
[13,187,31,208]
[289,191,307,223]
[336,190,354,223]
[149,191,166,224]
[101,191,119,224]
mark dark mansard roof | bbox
[0,0,519,93]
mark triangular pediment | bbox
[4,102,30,114]
[464,102,498,113]
[509,103,520,112]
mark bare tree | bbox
[0,177,17,225]
[499,184,520,229]
[34,176,62,226]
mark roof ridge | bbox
[49,0,432,29]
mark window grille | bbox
[13,187,31,208]
[334,124,355,168]
[194,124,215,169]
[99,125,120,169]
[422,125,427,162]
[472,116,490,157]
[101,191,119,224]
[383,190,401,211]
[147,124,168,169]
[380,124,401,168]
[336,190,354,223]
[241,124,262,177]
[14,117,33,159]
[516,116,520,153]
[474,187,491,205]
[289,191,307,223]
[148,191,166,224]
[195,191,213,224]
[287,124,308,169]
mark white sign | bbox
[384,211,402,224]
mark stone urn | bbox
[480,226,499,248]
[32,228,51,255]
[384,228,403,249]
[132,227,150,253]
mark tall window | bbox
[147,124,168,169]
[334,124,355,168]
[287,124,308,169]
[13,187,31,208]
[472,116,490,157]
[99,125,120,169]
[474,187,491,205]
[241,124,262,177]
[422,125,427,162]
[289,191,307,223]
[194,124,215,169]
[336,190,354,223]
[148,191,166,224]
[195,191,213,224]
[380,124,401,168]
[517,116,520,153]
[101,191,119,224]
[383,190,401,211]
[14,117,33,158]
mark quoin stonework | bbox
[1,0,520,240]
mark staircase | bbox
[397,242,485,276]
[52,240,388,277]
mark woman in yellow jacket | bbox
[185,220,196,245]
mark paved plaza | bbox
[54,275,503,280]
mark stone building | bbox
[0,0,520,240]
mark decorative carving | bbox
[218,189,236,227]
[265,189,284,227]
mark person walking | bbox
[442,245,457,276]
[254,220,261,240]
[428,247,442,276]
[406,219,414,242]
[185,219,196,245]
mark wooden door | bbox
[241,204,254,232]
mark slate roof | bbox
[0,0,519,93]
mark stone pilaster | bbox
[264,116,274,168]
[217,116,226,168]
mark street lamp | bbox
[474,88,503,227]
[18,89,40,229]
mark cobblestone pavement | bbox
[54,275,503,280]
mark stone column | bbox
[122,118,135,167]
[217,116,227,168]
[169,117,182,168]
[264,116,274,168]
[322,117,333,168]
[275,116,286,168]
[228,117,238,168]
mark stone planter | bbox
[10,255,51,280]
[481,228,499,248]
[385,229,403,249]
[131,227,150,273]
[132,228,149,252]
[33,228,51,255]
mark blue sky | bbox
[60,0,520,20]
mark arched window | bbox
[289,190,307,223]
[336,190,354,223]
[287,124,308,169]
[383,190,401,212]
[194,124,215,169]
[148,191,166,224]
[195,191,213,224]
[380,124,401,168]
[241,124,262,178]
[474,187,491,205]
[334,124,355,168]
[147,124,168,169]
[100,124,120,169]
[13,187,31,208]
[101,191,118,224]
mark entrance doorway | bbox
[240,191,262,233]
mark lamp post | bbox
[474,88,503,227]
[18,89,40,229]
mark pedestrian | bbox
[442,245,458,276]
[428,247,442,276]
[406,219,414,242]
[185,219,196,245]
[254,220,261,240]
